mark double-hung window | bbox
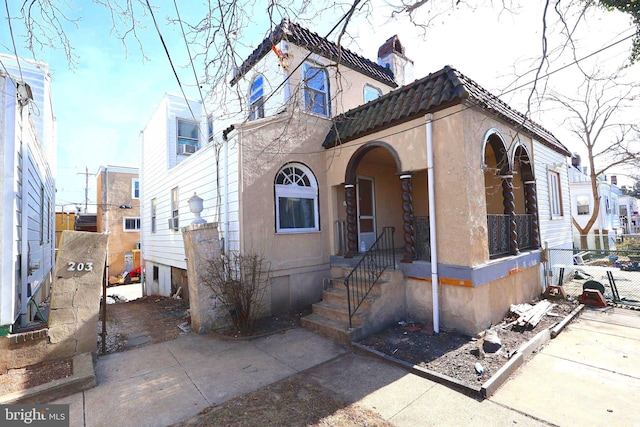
[576,195,590,215]
[249,75,265,120]
[303,63,329,116]
[177,119,199,155]
[124,217,141,231]
[549,170,563,217]
[275,163,319,233]
[151,198,157,233]
[132,178,140,199]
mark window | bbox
[303,63,329,116]
[248,75,265,121]
[549,170,563,217]
[364,84,382,103]
[275,163,319,232]
[151,198,157,233]
[177,118,199,154]
[207,115,214,142]
[153,265,159,281]
[39,185,45,244]
[605,197,611,214]
[124,217,141,231]
[170,187,179,230]
[576,195,590,215]
[132,178,140,199]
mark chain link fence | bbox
[547,235,640,307]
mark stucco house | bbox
[0,55,56,336]
[140,20,572,338]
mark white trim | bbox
[275,163,319,233]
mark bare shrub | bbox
[203,251,271,335]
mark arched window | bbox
[275,163,319,232]
[364,84,382,103]
[249,75,264,120]
[303,63,329,116]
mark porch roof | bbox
[230,19,397,88]
[322,66,571,157]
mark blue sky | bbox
[1,1,636,211]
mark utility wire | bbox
[172,0,209,121]
[3,0,23,82]
[145,0,198,123]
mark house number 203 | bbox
[67,262,94,272]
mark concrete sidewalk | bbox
[52,306,640,427]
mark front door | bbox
[357,176,376,252]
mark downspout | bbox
[425,113,439,334]
[223,133,230,253]
[19,96,29,328]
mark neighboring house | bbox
[0,55,56,335]
[96,166,141,280]
[619,195,640,234]
[55,211,76,250]
[568,159,621,250]
[140,20,572,336]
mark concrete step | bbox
[301,313,362,345]
[311,300,364,327]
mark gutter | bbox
[425,113,439,333]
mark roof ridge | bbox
[230,19,396,87]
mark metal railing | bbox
[334,220,347,256]
[487,214,509,257]
[515,214,533,250]
[488,214,534,257]
[344,227,395,328]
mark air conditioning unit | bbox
[178,144,197,155]
[168,217,179,230]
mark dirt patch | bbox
[171,374,393,427]
[98,295,190,354]
[359,298,579,385]
[212,307,311,339]
[0,358,73,396]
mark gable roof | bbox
[322,65,570,156]
[230,19,397,88]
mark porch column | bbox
[344,183,358,258]
[524,180,540,249]
[400,174,416,263]
[501,175,519,255]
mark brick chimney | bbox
[377,35,414,86]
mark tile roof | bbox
[322,66,570,156]
[229,19,397,88]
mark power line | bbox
[172,0,209,121]
[145,0,198,123]
[3,0,23,82]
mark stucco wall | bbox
[238,112,333,313]
[406,264,540,335]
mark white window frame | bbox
[576,195,590,215]
[248,75,265,121]
[207,115,214,142]
[177,118,199,152]
[275,163,319,233]
[170,187,179,231]
[548,169,563,218]
[364,84,382,103]
[302,63,329,117]
[123,217,141,232]
[132,178,140,199]
[151,198,157,233]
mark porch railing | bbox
[488,214,510,257]
[334,220,347,256]
[515,214,533,250]
[344,226,395,328]
[488,214,534,257]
